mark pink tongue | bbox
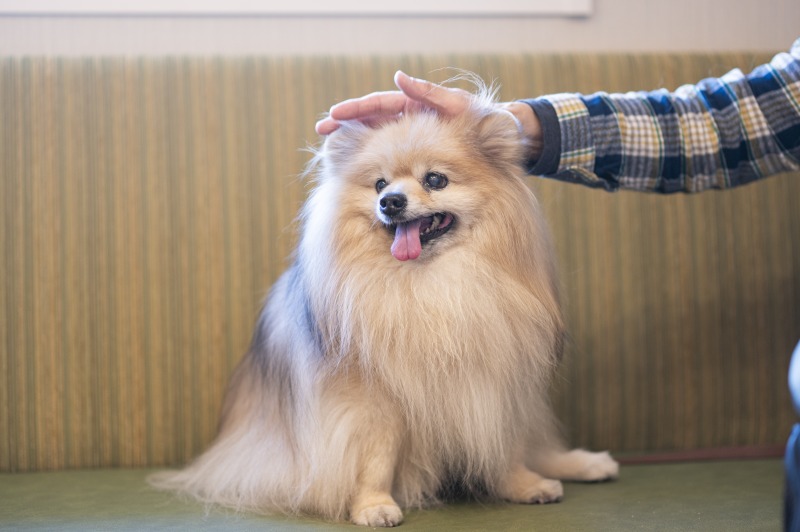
[391,219,423,261]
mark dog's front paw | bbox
[351,503,404,527]
[510,478,564,504]
[499,465,564,505]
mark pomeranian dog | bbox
[150,81,619,527]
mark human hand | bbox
[315,71,471,135]
[315,71,543,161]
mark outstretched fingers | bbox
[315,91,410,135]
[329,90,409,121]
[393,71,472,117]
[314,71,474,136]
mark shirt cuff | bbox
[520,98,561,175]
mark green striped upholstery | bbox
[2,54,798,472]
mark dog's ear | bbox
[320,120,371,171]
[474,110,526,168]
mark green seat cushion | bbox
[0,459,783,530]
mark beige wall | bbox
[0,0,798,55]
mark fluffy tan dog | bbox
[150,84,618,527]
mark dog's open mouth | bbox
[389,212,454,262]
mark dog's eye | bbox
[424,172,448,190]
[375,179,388,193]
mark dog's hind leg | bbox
[528,448,620,482]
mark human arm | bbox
[316,39,800,193]
[528,38,800,193]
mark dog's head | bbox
[306,88,534,266]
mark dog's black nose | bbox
[379,193,407,217]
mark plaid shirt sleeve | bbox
[524,39,800,193]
